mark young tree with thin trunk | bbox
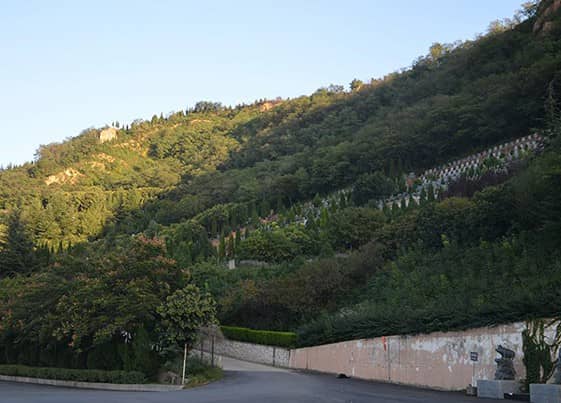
[157,285,217,384]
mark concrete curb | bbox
[0,375,183,392]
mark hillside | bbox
[2,2,561,249]
[1,0,561,372]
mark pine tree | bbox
[382,203,390,217]
[227,235,235,258]
[250,202,259,225]
[210,217,218,238]
[218,233,226,261]
[420,188,427,205]
[0,210,37,277]
[233,231,240,255]
[545,80,561,138]
[339,192,347,209]
[427,184,435,202]
[319,207,329,228]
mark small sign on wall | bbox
[470,352,478,362]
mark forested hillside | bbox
[1,0,560,374]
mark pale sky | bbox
[0,0,524,166]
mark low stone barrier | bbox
[0,374,183,391]
[477,380,519,399]
[530,384,561,403]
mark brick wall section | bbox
[289,321,556,391]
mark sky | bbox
[0,0,524,166]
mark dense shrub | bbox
[0,365,146,384]
[221,326,297,348]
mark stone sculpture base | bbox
[530,384,561,403]
[477,380,519,399]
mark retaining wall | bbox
[198,337,290,367]
[289,321,557,391]
[190,348,223,368]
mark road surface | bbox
[0,357,496,402]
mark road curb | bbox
[0,375,183,392]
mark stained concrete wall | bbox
[289,322,556,391]
[198,336,290,368]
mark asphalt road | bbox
[0,358,497,403]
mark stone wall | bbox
[198,336,290,368]
[98,127,118,143]
[289,321,557,391]
[189,348,223,368]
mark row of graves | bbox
[292,189,350,227]
[247,133,545,227]
[381,133,544,210]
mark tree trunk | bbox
[182,342,188,385]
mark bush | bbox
[221,326,297,348]
[161,356,222,388]
[187,366,223,388]
[0,365,146,384]
[185,356,209,374]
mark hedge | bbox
[0,365,146,384]
[221,326,297,348]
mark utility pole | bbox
[182,343,187,385]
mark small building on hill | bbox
[98,127,118,143]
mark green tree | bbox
[351,172,396,206]
[157,285,217,384]
[326,207,385,250]
[350,79,363,92]
[0,210,37,277]
[429,42,444,61]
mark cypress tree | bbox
[0,210,37,277]
[218,233,226,261]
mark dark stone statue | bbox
[547,350,561,385]
[494,345,516,380]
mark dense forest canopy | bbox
[1,0,561,375]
